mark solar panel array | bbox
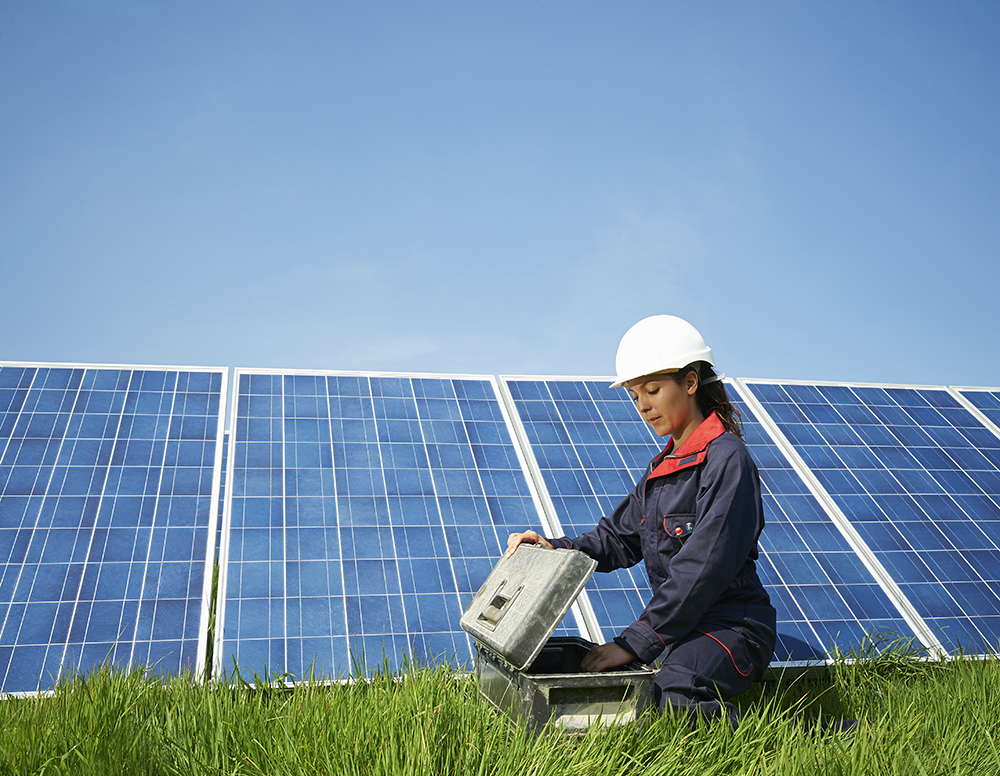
[4,360,1000,692]
[0,363,225,695]
[213,370,583,681]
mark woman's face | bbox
[627,371,704,445]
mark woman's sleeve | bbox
[550,485,645,573]
[617,443,763,664]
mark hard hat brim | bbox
[609,368,680,390]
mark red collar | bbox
[648,412,725,480]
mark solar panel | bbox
[214,370,578,682]
[727,384,930,661]
[741,380,1000,655]
[0,363,226,695]
[501,377,930,664]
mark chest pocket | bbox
[663,515,696,545]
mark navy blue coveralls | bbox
[551,412,777,726]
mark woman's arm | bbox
[507,486,645,571]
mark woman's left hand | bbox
[580,642,636,673]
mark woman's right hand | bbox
[505,530,553,557]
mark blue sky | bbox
[2,1,998,387]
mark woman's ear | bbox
[685,369,700,395]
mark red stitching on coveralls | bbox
[637,621,667,648]
[693,629,753,677]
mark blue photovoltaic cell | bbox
[745,382,1000,653]
[0,364,224,694]
[217,371,567,681]
[502,379,657,640]
[504,378,922,663]
[728,390,921,661]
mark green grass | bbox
[1,643,998,775]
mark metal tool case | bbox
[460,544,655,735]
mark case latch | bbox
[477,581,523,629]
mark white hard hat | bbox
[610,315,715,388]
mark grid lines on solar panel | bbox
[217,371,552,681]
[0,364,224,694]
[502,378,660,639]
[744,381,1000,654]
[728,387,923,662]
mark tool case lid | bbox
[460,544,597,671]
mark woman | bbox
[507,315,777,727]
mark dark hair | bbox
[671,363,744,438]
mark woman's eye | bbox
[648,387,659,395]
